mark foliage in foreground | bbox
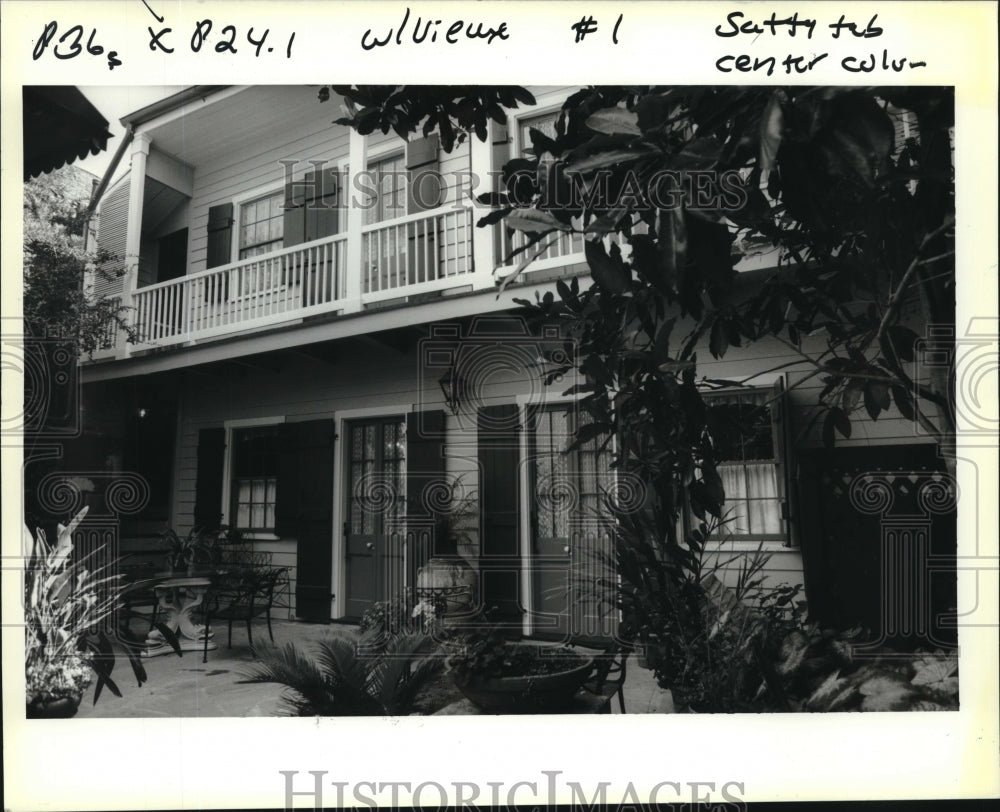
[239,630,443,716]
[23,170,134,357]
[24,506,178,707]
[333,84,956,713]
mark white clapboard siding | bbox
[187,88,352,276]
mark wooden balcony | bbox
[106,206,483,358]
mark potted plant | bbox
[159,526,218,575]
[445,625,594,713]
[24,506,174,717]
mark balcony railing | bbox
[125,206,479,352]
[132,234,347,348]
[362,207,475,303]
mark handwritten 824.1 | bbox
[32,19,296,70]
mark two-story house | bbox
[71,85,954,646]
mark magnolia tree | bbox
[329,84,955,533]
[330,85,956,708]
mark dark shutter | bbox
[490,120,509,264]
[206,203,233,269]
[285,168,340,248]
[193,427,226,530]
[276,419,336,622]
[771,376,797,547]
[406,134,442,214]
[406,410,446,574]
[478,404,522,627]
[306,167,339,242]
[282,178,307,249]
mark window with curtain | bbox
[237,190,285,297]
[230,425,280,532]
[238,191,284,259]
[363,153,409,292]
[705,389,784,540]
[364,152,407,226]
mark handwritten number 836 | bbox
[33,22,122,69]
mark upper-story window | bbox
[518,110,560,155]
[364,152,407,225]
[239,191,284,259]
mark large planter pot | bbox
[27,693,82,719]
[453,647,595,713]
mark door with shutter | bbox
[342,415,407,619]
[275,420,336,622]
[404,410,447,583]
[530,405,615,642]
[478,404,522,629]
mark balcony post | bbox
[470,125,498,290]
[342,128,366,313]
[121,133,151,357]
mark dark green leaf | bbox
[891,384,916,420]
[758,92,784,172]
[884,325,920,363]
[864,381,891,420]
[586,108,642,136]
[709,317,728,359]
[505,209,569,234]
[585,239,630,295]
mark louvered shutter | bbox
[206,203,233,268]
[771,376,796,547]
[478,404,522,627]
[193,428,226,530]
[275,420,336,622]
[405,134,442,214]
[406,411,447,578]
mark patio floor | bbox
[74,620,675,718]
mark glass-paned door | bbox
[531,405,616,641]
[343,416,407,618]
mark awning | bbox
[23,86,113,181]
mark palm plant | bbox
[239,630,443,716]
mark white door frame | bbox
[331,403,413,619]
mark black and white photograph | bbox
[3,2,997,810]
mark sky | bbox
[75,86,184,183]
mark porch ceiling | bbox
[142,178,186,232]
[141,86,346,168]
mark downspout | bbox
[85,123,134,220]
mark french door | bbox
[530,405,616,641]
[343,416,407,619]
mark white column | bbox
[470,126,498,290]
[341,128,366,313]
[121,133,151,356]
